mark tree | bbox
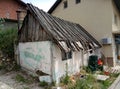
[0,18,5,30]
[0,29,17,58]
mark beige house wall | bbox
[51,0,118,62]
[52,0,112,41]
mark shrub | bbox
[0,29,17,58]
[0,18,5,30]
[60,75,71,85]
[23,87,30,89]
[15,74,29,83]
[39,81,48,87]
[68,74,98,89]
[12,64,21,71]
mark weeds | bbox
[12,64,21,71]
[39,81,48,87]
[98,79,112,89]
[70,74,96,89]
[60,74,71,85]
[15,74,30,83]
[23,87,30,89]
[62,70,119,89]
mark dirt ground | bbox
[0,70,43,89]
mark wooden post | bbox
[16,10,21,30]
[50,42,54,83]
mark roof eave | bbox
[48,0,62,14]
[16,0,27,7]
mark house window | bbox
[114,14,117,25]
[89,45,93,54]
[64,1,68,9]
[62,51,72,61]
[76,0,81,4]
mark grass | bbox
[60,74,71,85]
[12,64,21,71]
[98,80,112,89]
[15,74,31,83]
[59,69,119,89]
[23,87,30,89]
[39,81,48,87]
[68,74,97,89]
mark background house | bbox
[0,0,27,30]
[18,4,101,83]
[48,0,120,67]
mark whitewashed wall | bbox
[52,44,83,84]
[19,41,84,83]
[19,41,52,76]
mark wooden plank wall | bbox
[19,13,51,42]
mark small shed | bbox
[18,4,101,83]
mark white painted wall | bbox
[52,43,83,84]
[19,41,84,83]
[19,41,52,76]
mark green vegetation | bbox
[68,74,117,89]
[0,29,17,58]
[23,87,30,89]
[39,81,48,87]
[60,75,71,85]
[98,79,112,89]
[0,18,5,30]
[60,63,72,85]
[59,68,119,89]
[15,74,30,83]
[12,64,21,71]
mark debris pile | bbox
[0,51,16,71]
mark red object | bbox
[104,71,110,75]
[98,59,103,65]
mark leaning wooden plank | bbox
[40,10,65,40]
[34,20,40,41]
[31,15,36,41]
[44,11,73,41]
[55,17,78,41]
[77,24,101,48]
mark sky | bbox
[22,0,56,12]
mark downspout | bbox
[82,49,84,67]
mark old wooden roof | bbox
[19,4,101,52]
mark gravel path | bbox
[0,70,43,89]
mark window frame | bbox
[64,1,68,9]
[62,51,72,61]
[114,14,118,25]
[76,0,81,4]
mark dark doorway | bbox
[115,34,120,60]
